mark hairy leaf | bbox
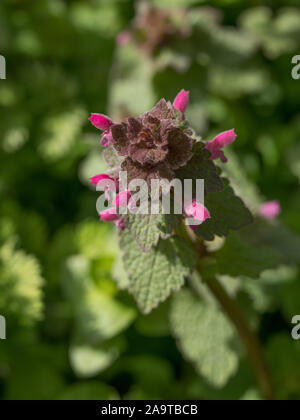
[196,181,253,241]
[126,212,181,252]
[238,220,300,266]
[170,289,239,387]
[212,234,282,278]
[176,143,224,194]
[119,230,196,313]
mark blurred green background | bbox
[0,0,300,400]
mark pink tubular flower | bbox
[173,89,189,116]
[90,174,119,201]
[205,129,237,163]
[89,114,115,147]
[99,208,119,222]
[100,131,114,147]
[184,200,211,230]
[113,190,131,208]
[260,200,281,220]
[89,114,113,131]
[90,174,113,186]
[116,31,131,46]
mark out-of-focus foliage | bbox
[0,0,300,400]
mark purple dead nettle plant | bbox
[88,91,278,400]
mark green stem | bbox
[180,224,275,400]
[197,274,274,400]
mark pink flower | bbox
[100,131,114,147]
[89,114,113,131]
[184,200,211,230]
[116,31,131,46]
[260,200,281,220]
[90,174,119,201]
[173,89,189,116]
[113,190,131,208]
[90,174,113,186]
[205,129,237,163]
[114,218,126,231]
[99,208,119,222]
[89,114,115,147]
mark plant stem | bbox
[198,274,274,400]
[181,224,275,400]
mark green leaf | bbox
[76,221,118,260]
[69,343,118,378]
[63,255,136,342]
[176,143,224,194]
[196,181,253,241]
[126,212,180,252]
[212,233,282,278]
[240,7,300,58]
[238,220,300,266]
[236,265,297,314]
[112,256,130,290]
[170,289,239,387]
[40,107,87,161]
[0,241,44,326]
[78,288,136,342]
[119,230,196,314]
[209,66,268,98]
[219,149,263,212]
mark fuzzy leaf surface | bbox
[170,289,238,387]
[120,230,196,314]
[196,181,253,241]
[126,212,181,252]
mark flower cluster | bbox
[89,90,237,230]
[112,98,194,186]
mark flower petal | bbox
[99,208,119,222]
[113,190,131,208]
[89,113,113,131]
[205,129,237,162]
[259,201,281,220]
[184,200,211,229]
[90,174,111,186]
[100,130,114,147]
[212,129,237,148]
[173,89,189,114]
